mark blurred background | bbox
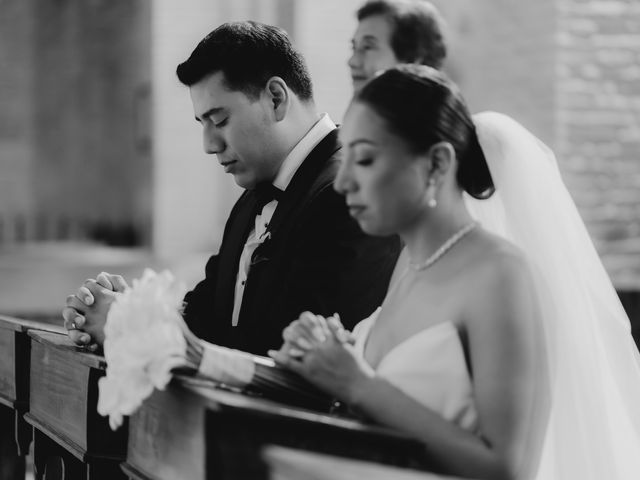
[0,0,639,343]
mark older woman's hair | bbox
[356,0,447,68]
[356,64,494,199]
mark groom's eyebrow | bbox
[352,35,379,46]
[195,106,225,123]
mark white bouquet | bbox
[97,269,257,430]
[97,269,193,430]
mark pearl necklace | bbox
[408,222,477,271]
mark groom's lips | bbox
[351,74,368,85]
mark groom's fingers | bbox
[96,272,114,290]
[77,286,94,306]
[105,273,128,292]
[67,328,92,346]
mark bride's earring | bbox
[426,179,437,208]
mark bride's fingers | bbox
[299,313,328,342]
[328,312,342,327]
[287,347,305,358]
[283,325,313,348]
[327,315,350,343]
[284,321,321,347]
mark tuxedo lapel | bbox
[266,128,340,240]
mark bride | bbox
[269,65,640,479]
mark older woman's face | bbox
[335,102,428,236]
[348,15,400,93]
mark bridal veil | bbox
[468,112,640,479]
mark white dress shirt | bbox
[231,114,336,326]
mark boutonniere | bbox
[259,230,272,243]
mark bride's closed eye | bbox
[355,157,374,166]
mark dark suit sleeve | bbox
[287,183,401,331]
[182,254,219,339]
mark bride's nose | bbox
[334,160,357,194]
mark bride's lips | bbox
[220,160,237,173]
[347,205,366,217]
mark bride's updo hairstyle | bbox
[355,64,494,199]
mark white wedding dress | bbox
[353,308,479,434]
[344,112,640,479]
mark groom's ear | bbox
[425,141,455,184]
[265,76,289,122]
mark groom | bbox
[62,21,400,355]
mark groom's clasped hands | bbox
[62,271,129,349]
[269,312,376,404]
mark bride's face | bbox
[335,102,428,236]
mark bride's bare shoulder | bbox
[458,228,539,332]
[464,228,534,292]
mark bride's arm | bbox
[273,251,545,480]
[359,253,543,480]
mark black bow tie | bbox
[252,183,283,209]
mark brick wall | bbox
[433,0,558,146]
[557,0,640,288]
[433,0,640,289]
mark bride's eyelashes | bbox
[355,157,374,166]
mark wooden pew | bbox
[123,377,434,480]
[0,315,66,480]
[24,330,127,480]
[263,445,470,480]
[10,325,460,479]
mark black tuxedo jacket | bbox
[183,129,401,355]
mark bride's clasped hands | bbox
[269,312,376,405]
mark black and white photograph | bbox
[1,1,639,479]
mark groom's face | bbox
[189,71,282,189]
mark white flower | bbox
[97,269,188,430]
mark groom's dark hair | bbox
[176,21,314,101]
[357,0,447,68]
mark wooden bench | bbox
[24,330,127,480]
[123,376,433,480]
[0,316,66,480]
[2,316,477,479]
